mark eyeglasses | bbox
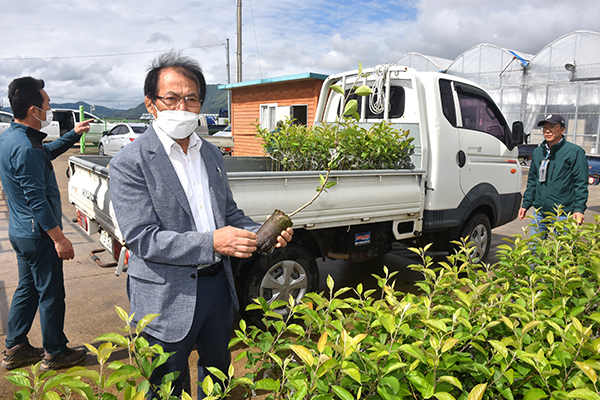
[155,94,202,109]
[542,124,562,132]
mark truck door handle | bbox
[457,151,466,168]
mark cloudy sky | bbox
[1,0,600,110]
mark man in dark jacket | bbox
[518,114,588,235]
[0,77,91,371]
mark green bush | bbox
[9,213,600,400]
[5,309,192,400]
[225,213,600,400]
[255,118,414,172]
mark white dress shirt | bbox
[153,123,217,234]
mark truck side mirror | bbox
[510,121,524,147]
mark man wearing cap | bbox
[518,114,588,235]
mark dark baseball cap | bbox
[537,114,565,126]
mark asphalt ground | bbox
[0,146,599,398]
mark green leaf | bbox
[115,306,130,323]
[136,313,159,335]
[327,275,335,292]
[522,321,543,335]
[255,378,280,391]
[332,385,354,400]
[501,316,514,330]
[290,344,314,366]
[407,370,435,398]
[5,374,31,387]
[202,375,214,396]
[399,344,427,364]
[94,332,129,347]
[343,100,358,116]
[206,366,228,383]
[575,361,598,383]
[438,376,462,390]
[567,388,600,400]
[423,319,447,332]
[380,375,400,394]
[434,392,457,400]
[317,358,338,378]
[342,368,361,383]
[354,85,373,96]
[523,388,548,400]
[441,338,459,354]
[468,383,487,400]
[42,392,62,400]
[330,85,344,95]
[489,340,509,358]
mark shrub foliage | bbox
[227,213,600,400]
[255,118,414,172]
[7,213,600,400]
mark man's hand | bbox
[274,227,294,249]
[573,212,585,224]
[518,207,528,220]
[55,237,75,260]
[46,226,74,260]
[74,119,94,135]
[213,226,257,258]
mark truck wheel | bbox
[240,243,319,324]
[98,143,105,156]
[459,213,491,263]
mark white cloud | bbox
[1,0,600,109]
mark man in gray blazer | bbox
[109,51,292,399]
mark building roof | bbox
[218,72,329,90]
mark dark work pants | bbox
[6,236,68,355]
[145,267,234,400]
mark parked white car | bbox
[0,110,13,134]
[207,125,234,156]
[98,123,148,156]
[52,109,117,144]
[0,110,61,140]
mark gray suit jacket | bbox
[109,126,259,343]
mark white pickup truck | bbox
[68,65,524,317]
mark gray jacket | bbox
[109,126,258,342]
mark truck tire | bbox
[459,213,491,263]
[239,243,319,325]
[98,143,105,156]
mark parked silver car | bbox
[98,123,148,156]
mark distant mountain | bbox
[1,84,228,120]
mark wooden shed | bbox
[218,72,328,156]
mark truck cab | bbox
[316,66,524,260]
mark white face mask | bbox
[153,106,199,140]
[34,106,53,129]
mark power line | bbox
[0,44,225,61]
[248,0,263,79]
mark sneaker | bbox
[1,342,44,370]
[40,347,86,371]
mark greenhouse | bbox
[394,52,452,73]
[400,30,600,153]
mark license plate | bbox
[99,230,113,254]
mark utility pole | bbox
[226,38,231,121]
[236,0,242,83]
